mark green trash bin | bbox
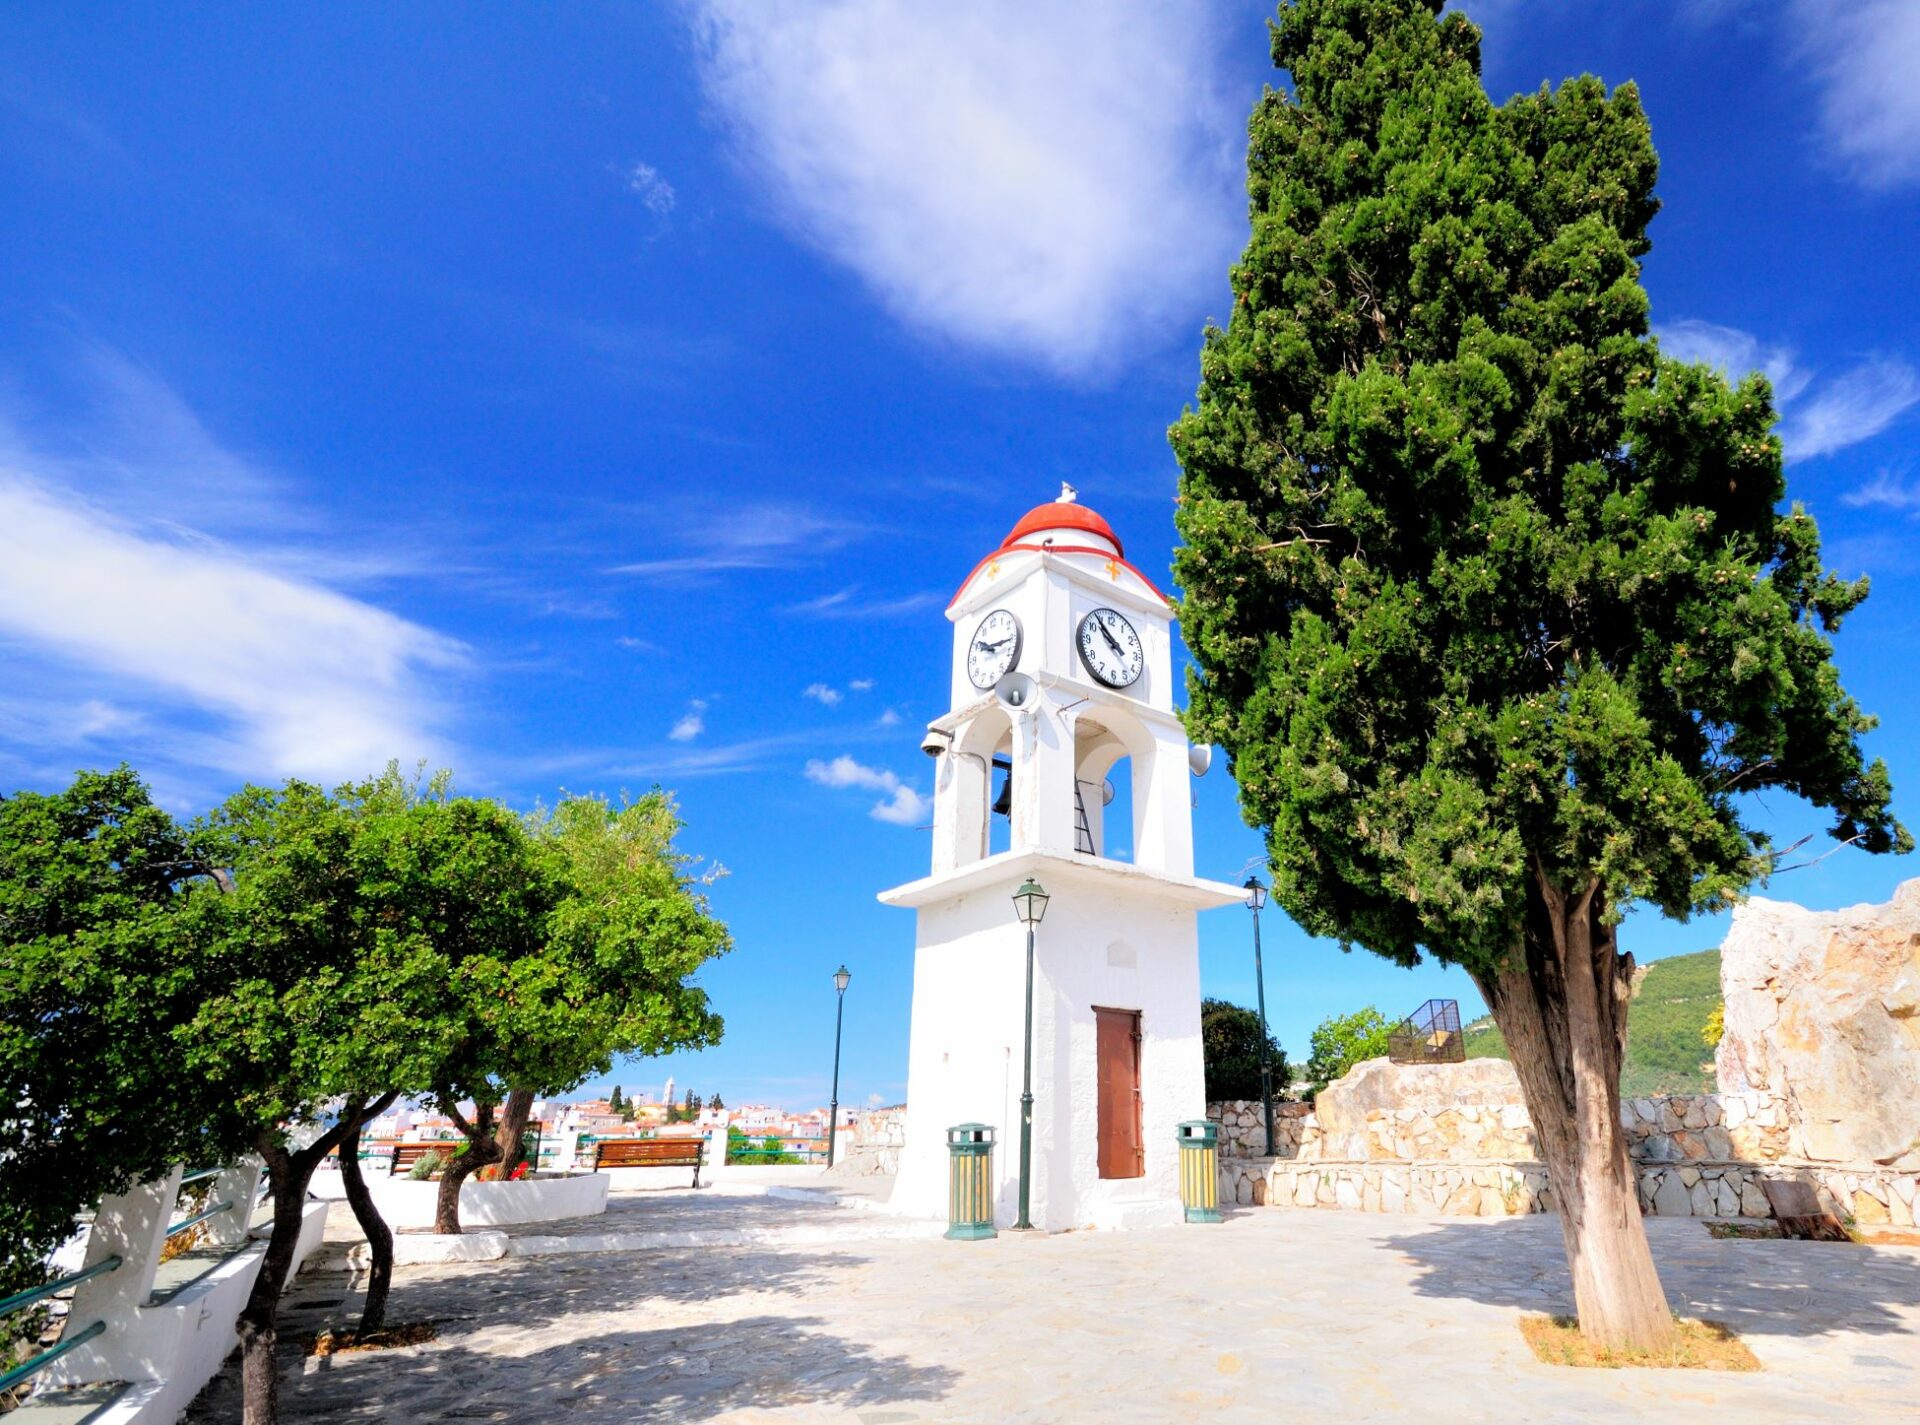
[945,1124,997,1240]
[1177,1120,1222,1223]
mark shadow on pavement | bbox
[1382,1217,1920,1338]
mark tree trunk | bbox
[335,1103,394,1335]
[432,1098,499,1234]
[1471,868,1678,1352]
[494,1087,536,1178]
[237,1126,346,1425]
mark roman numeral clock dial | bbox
[967,608,1023,690]
[1076,607,1143,688]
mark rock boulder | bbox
[1716,879,1920,1169]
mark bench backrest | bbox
[391,1143,454,1168]
[595,1138,704,1166]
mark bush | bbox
[1200,998,1290,1102]
[1303,1007,1394,1097]
[406,1150,446,1181]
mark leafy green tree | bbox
[1199,998,1291,1102]
[708,1092,724,1111]
[422,789,730,1233]
[0,770,245,1349]
[1170,0,1907,1348]
[187,774,555,1417]
[1303,1007,1394,1095]
[608,1085,625,1113]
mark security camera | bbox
[921,727,952,758]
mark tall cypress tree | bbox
[1171,0,1907,1348]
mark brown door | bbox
[1095,1007,1144,1179]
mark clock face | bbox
[967,608,1023,690]
[1077,607,1144,688]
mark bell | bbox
[991,774,1012,817]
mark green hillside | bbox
[1459,948,1722,1096]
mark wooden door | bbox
[1095,1007,1143,1179]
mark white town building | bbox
[881,492,1243,1231]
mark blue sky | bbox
[2,2,1917,1110]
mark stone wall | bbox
[1209,881,1920,1224]
[824,1106,906,1178]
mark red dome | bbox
[1001,502,1123,557]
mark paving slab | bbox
[187,1206,1920,1424]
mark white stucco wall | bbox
[891,867,1209,1232]
[307,1170,609,1228]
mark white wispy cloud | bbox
[609,504,861,581]
[1658,319,1918,461]
[848,678,874,692]
[802,682,843,707]
[1780,359,1920,461]
[803,753,932,825]
[0,474,460,780]
[1657,319,1809,403]
[669,698,709,742]
[686,0,1243,375]
[1841,470,1920,515]
[783,585,942,620]
[1789,0,1920,189]
[626,161,677,215]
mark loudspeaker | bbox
[993,671,1037,712]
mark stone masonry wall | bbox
[1207,1061,1914,1223]
[823,1106,906,1178]
[1208,881,1920,1225]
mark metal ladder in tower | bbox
[1073,780,1096,855]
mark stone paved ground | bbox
[189,1202,1920,1424]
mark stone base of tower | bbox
[881,850,1242,1232]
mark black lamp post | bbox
[1011,877,1049,1230]
[1243,875,1277,1158]
[826,965,851,1168]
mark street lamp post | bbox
[826,965,851,1168]
[1244,875,1276,1158]
[1011,877,1050,1230]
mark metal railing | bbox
[164,1200,233,1239]
[725,1146,827,1165]
[1387,998,1465,1066]
[0,1256,120,1396]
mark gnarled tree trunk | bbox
[494,1087,537,1178]
[335,1106,393,1334]
[433,1098,499,1234]
[1471,869,1677,1352]
[237,1093,399,1422]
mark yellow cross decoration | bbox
[1104,559,1120,580]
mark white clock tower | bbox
[880,491,1244,1231]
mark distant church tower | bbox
[880,493,1242,1230]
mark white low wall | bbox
[37,1198,328,1425]
[309,1170,609,1228]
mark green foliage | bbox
[185,773,555,1137]
[406,1150,445,1181]
[708,1092,724,1111]
[1200,997,1291,1101]
[608,1085,624,1112]
[1702,1003,1724,1051]
[1304,1006,1394,1095]
[0,769,247,1331]
[1169,0,1907,978]
[1465,949,1724,1094]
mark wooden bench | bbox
[389,1142,457,1176]
[590,1137,705,1187]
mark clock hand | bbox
[1097,617,1127,658]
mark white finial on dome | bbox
[1058,481,1078,505]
